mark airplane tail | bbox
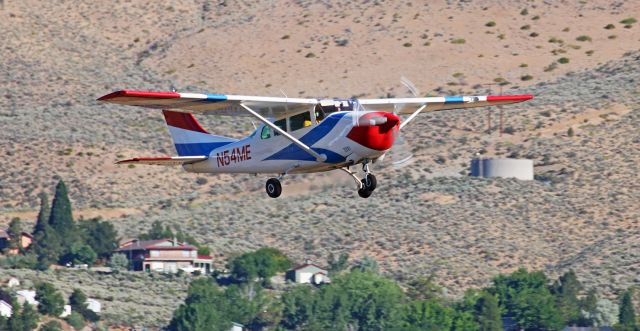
[162,110,237,156]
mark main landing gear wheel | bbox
[266,178,282,198]
[358,184,373,198]
[364,173,377,191]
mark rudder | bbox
[162,110,236,156]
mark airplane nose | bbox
[358,112,400,129]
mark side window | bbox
[261,126,271,139]
[315,105,326,122]
[273,118,286,136]
[290,111,312,131]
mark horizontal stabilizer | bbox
[116,156,207,166]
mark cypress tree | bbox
[20,302,39,330]
[33,192,50,236]
[619,290,636,327]
[48,180,78,253]
[34,225,63,270]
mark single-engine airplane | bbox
[98,89,532,198]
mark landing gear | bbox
[341,161,378,199]
[265,178,282,198]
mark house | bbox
[230,322,244,331]
[6,277,20,288]
[116,238,212,274]
[0,230,33,255]
[86,298,101,313]
[60,305,71,318]
[0,300,12,318]
[16,290,38,306]
[287,261,331,284]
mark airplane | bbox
[98,89,533,198]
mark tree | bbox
[63,242,97,266]
[7,300,23,331]
[20,302,39,331]
[280,286,315,329]
[168,279,233,331]
[488,268,562,330]
[69,288,88,313]
[401,300,454,331]
[6,218,23,252]
[140,220,173,240]
[49,180,79,253]
[33,225,63,270]
[552,270,585,325]
[228,248,292,282]
[36,282,65,316]
[33,192,50,236]
[66,311,86,330]
[475,292,502,331]
[327,252,349,273]
[310,270,405,330]
[407,276,443,301]
[618,290,636,329]
[108,253,130,271]
[353,255,379,274]
[79,217,119,260]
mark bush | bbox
[485,21,496,27]
[521,75,533,81]
[451,38,466,44]
[520,8,528,15]
[66,311,86,330]
[558,57,570,64]
[108,253,129,271]
[576,35,592,42]
[604,24,615,30]
[41,321,63,331]
[403,42,412,47]
[619,18,637,25]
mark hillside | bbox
[0,0,639,325]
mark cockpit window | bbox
[260,126,271,139]
[273,118,286,136]
[290,111,312,131]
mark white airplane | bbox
[98,89,532,198]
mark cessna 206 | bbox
[98,90,532,198]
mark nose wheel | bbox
[266,178,282,198]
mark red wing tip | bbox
[116,157,172,164]
[98,90,181,101]
[487,94,534,102]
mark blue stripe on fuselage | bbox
[175,142,233,156]
[444,96,464,103]
[263,112,348,163]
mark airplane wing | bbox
[98,90,317,117]
[358,95,533,114]
[116,156,207,166]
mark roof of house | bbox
[0,230,33,239]
[116,239,197,251]
[292,263,327,272]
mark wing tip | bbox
[116,157,172,164]
[98,90,182,102]
[486,94,534,102]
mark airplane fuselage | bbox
[183,110,400,174]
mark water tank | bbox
[470,158,534,180]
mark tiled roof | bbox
[116,239,197,251]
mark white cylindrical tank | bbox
[470,158,534,180]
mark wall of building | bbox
[470,158,534,180]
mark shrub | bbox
[619,18,637,25]
[281,35,290,39]
[558,57,570,64]
[485,21,496,27]
[451,38,466,44]
[519,63,528,67]
[604,24,615,30]
[521,24,530,30]
[520,8,528,15]
[305,52,315,58]
[403,42,412,47]
[41,321,63,331]
[576,35,592,42]
[66,311,86,330]
[521,75,533,81]
[529,32,539,37]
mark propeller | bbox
[385,77,418,168]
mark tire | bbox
[364,174,377,191]
[266,178,282,198]
[358,186,373,198]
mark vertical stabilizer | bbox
[162,110,236,156]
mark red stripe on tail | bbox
[162,110,208,133]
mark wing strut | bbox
[399,104,426,130]
[239,103,327,162]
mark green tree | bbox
[229,247,292,282]
[49,180,79,253]
[6,218,23,252]
[407,276,443,301]
[327,252,349,273]
[167,279,233,331]
[280,286,315,329]
[353,255,379,274]
[0,315,7,331]
[7,300,23,331]
[475,292,502,331]
[33,192,50,236]
[618,290,636,329]
[310,270,405,330]
[79,217,119,259]
[33,225,63,270]
[552,270,585,325]
[401,299,454,331]
[452,310,479,331]
[69,288,87,313]
[66,311,86,330]
[489,268,562,330]
[20,302,39,331]
[108,253,130,271]
[63,242,97,266]
[36,282,65,316]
